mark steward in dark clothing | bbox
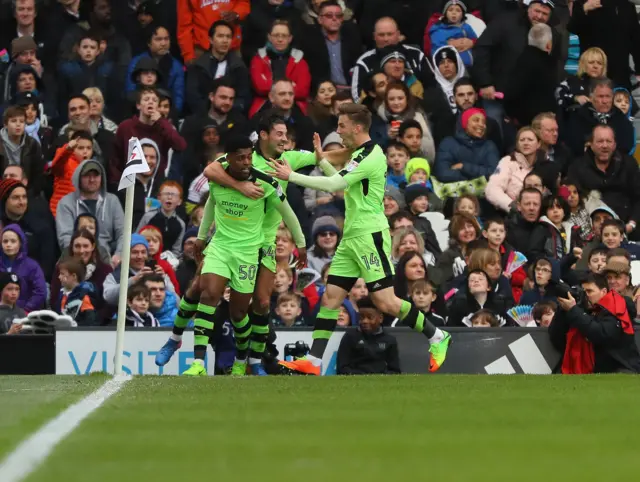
[504,45,557,127]
[549,288,640,373]
[336,327,401,374]
[563,103,635,157]
[471,8,561,93]
[566,148,640,224]
[568,0,640,90]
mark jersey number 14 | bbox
[361,253,380,271]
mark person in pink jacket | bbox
[485,127,542,213]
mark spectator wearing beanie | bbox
[404,184,442,257]
[0,272,26,334]
[176,227,198,294]
[379,46,424,99]
[404,158,444,212]
[0,223,46,312]
[428,0,477,67]
[434,107,499,183]
[423,47,467,126]
[307,215,341,275]
[383,185,406,218]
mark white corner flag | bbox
[113,138,150,375]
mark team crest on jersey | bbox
[276,184,284,197]
[346,160,359,172]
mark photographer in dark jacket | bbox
[337,297,401,374]
[551,273,640,373]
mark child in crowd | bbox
[563,181,591,242]
[429,0,477,67]
[274,264,293,297]
[600,219,640,260]
[386,140,410,189]
[49,130,93,217]
[138,224,180,294]
[276,226,298,268]
[127,57,162,114]
[126,282,159,327]
[469,309,499,327]
[136,181,185,256]
[587,247,608,274]
[613,88,635,154]
[399,119,427,159]
[189,204,205,228]
[454,194,481,227]
[539,194,581,260]
[273,292,305,327]
[405,183,430,218]
[337,304,354,326]
[532,300,556,328]
[404,157,443,211]
[337,297,401,374]
[157,90,173,120]
[0,272,25,334]
[520,257,559,305]
[348,278,369,309]
[58,256,97,326]
[73,213,111,264]
[407,279,445,326]
[17,92,52,152]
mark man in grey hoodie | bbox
[56,159,125,266]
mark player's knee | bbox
[321,292,343,310]
[230,306,248,322]
[252,296,270,315]
[370,290,398,315]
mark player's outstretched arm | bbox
[275,200,307,269]
[267,159,348,193]
[197,197,215,241]
[204,161,264,200]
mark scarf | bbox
[562,328,594,374]
[589,106,612,124]
[126,307,159,327]
[25,119,40,144]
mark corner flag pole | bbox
[114,138,149,375]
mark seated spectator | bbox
[307,80,337,135]
[0,178,56,280]
[393,250,428,300]
[57,31,117,121]
[404,278,445,327]
[385,141,410,189]
[49,130,94,217]
[0,223,45,311]
[468,309,502,327]
[423,46,466,126]
[0,272,25,334]
[433,212,480,286]
[465,247,514,305]
[176,227,198,294]
[404,159,443,212]
[586,247,608,275]
[110,87,186,188]
[563,180,591,242]
[242,0,301,60]
[143,273,178,326]
[600,219,640,260]
[138,224,181,296]
[1,37,47,106]
[249,20,311,118]
[14,92,52,155]
[391,226,427,266]
[538,194,582,260]
[307,216,340,275]
[125,56,162,115]
[83,87,118,133]
[361,71,388,114]
[504,24,557,127]
[49,229,112,315]
[136,181,186,256]
[57,256,98,326]
[73,214,111,263]
[447,270,510,327]
[383,186,406,218]
[612,88,635,154]
[434,108,499,183]
[371,82,435,161]
[551,273,640,373]
[273,292,306,327]
[453,194,481,226]
[533,301,556,327]
[506,187,544,261]
[125,283,159,327]
[337,297,401,375]
[556,47,607,127]
[520,257,561,305]
[103,234,174,307]
[391,208,441,261]
[428,0,476,66]
[185,20,250,113]
[0,105,43,195]
[379,45,425,99]
[56,159,124,266]
[563,78,634,157]
[127,25,184,115]
[603,259,633,299]
[576,203,617,270]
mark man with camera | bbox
[550,273,640,374]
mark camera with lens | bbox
[552,281,586,307]
[284,341,310,362]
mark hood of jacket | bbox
[432,46,466,109]
[9,63,44,95]
[71,158,108,199]
[0,128,26,164]
[613,87,633,118]
[1,223,28,260]
[531,256,561,288]
[139,137,161,191]
[131,56,163,84]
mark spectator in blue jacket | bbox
[126,25,185,115]
[428,0,477,67]
[434,107,500,182]
[143,273,178,327]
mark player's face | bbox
[227,148,253,180]
[337,114,357,148]
[267,123,287,156]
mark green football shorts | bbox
[327,230,395,292]
[259,239,277,274]
[201,245,259,294]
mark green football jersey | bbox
[338,141,389,239]
[252,149,316,241]
[208,167,285,252]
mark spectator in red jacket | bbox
[249,19,311,118]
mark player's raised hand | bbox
[296,247,307,270]
[313,132,324,163]
[266,157,292,180]
[238,181,264,199]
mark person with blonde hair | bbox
[391,226,429,265]
[82,87,118,133]
[555,47,607,117]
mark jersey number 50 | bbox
[239,264,257,280]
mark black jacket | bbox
[336,327,401,374]
[446,289,513,327]
[549,291,640,373]
[0,133,44,195]
[563,103,635,157]
[504,46,557,127]
[506,213,548,263]
[242,0,302,58]
[358,0,435,47]
[569,0,640,89]
[566,148,640,223]
[472,9,561,92]
[185,53,251,114]
[297,23,363,86]
[411,214,443,258]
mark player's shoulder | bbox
[250,168,285,198]
[353,141,385,163]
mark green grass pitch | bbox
[1,375,640,482]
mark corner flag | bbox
[118,138,150,191]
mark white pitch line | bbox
[0,375,131,482]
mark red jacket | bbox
[177,0,250,63]
[138,224,182,297]
[110,117,186,187]
[249,48,311,118]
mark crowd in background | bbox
[2,0,640,374]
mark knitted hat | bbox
[11,37,37,59]
[443,0,467,14]
[14,91,39,108]
[312,215,341,239]
[0,178,25,207]
[0,272,20,293]
[405,157,431,181]
[405,182,431,206]
[525,0,555,9]
[384,185,406,210]
[434,46,457,66]
[131,233,149,251]
[379,46,406,68]
[461,107,486,130]
[603,259,630,275]
[322,131,343,149]
[182,227,199,248]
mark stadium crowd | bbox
[2,0,640,374]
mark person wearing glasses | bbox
[520,257,561,305]
[136,181,186,256]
